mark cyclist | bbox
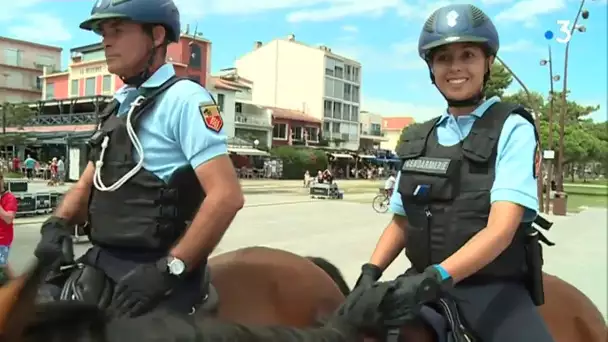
[383,171,396,198]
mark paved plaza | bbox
[9,192,607,319]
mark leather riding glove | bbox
[353,263,383,289]
[331,280,398,334]
[34,216,72,266]
[382,266,453,323]
[110,257,179,318]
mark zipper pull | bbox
[425,207,432,217]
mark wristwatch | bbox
[165,256,186,278]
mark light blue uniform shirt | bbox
[389,96,538,222]
[112,64,227,182]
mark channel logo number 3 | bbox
[556,20,572,44]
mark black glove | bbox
[110,257,179,318]
[353,263,383,290]
[331,281,398,334]
[382,266,453,325]
[34,216,72,266]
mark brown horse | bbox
[0,246,606,342]
[208,246,607,342]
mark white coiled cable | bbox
[93,95,147,192]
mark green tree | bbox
[0,103,35,156]
[502,89,545,114]
[485,62,513,98]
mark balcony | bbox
[359,130,387,141]
[25,113,98,126]
[0,77,42,93]
[235,113,271,128]
[361,130,384,137]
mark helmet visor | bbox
[421,35,489,52]
[79,12,130,31]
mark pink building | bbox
[0,36,62,103]
[41,33,211,100]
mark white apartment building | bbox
[359,111,388,152]
[208,69,273,150]
[235,34,362,150]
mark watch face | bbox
[168,258,186,275]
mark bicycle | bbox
[372,189,391,213]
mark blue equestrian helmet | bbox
[79,0,180,43]
[418,4,499,61]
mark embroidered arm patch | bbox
[199,102,223,133]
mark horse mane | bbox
[305,256,351,296]
[17,301,108,342]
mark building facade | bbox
[270,107,321,147]
[0,36,62,103]
[380,117,415,153]
[235,34,362,150]
[41,33,211,100]
[359,111,387,152]
[209,68,273,150]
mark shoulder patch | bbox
[199,102,223,133]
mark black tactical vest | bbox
[87,76,204,256]
[396,102,539,282]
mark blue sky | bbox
[1,0,606,122]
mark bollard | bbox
[552,191,568,216]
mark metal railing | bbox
[24,113,98,126]
[235,113,270,126]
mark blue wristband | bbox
[433,264,451,281]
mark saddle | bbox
[37,245,220,316]
[386,296,475,342]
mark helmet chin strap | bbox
[428,60,492,109]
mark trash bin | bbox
[552,191,568,216]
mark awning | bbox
[358,154,375,159]
[228,147,269,156]
[330,153,353,159]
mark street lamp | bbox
[556,0,590,191]
[495,55,545,210]
[540,46,561,214]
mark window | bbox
[189,44,202,69]
[71,79,79,96]
[323,100,332,117]
[342,104,351,121]
[35,76,42,90]
[325,58,335,76]
[324,78,334,97]
[273,123,287,139]
[35,55,55,70]
[332,102,341,119]
[216,93,225,110]
[333,80,344,99]
[235,102,242,113]
[305,127,319,141]
[323,121,330,133]
[332,122,340,133]
[292,126,303,140]
[85,77,95,96]
[45,83,55,99]
[352,86,360,102]
[345,65,352,81]
[3,49,23,67]
[103,75,112,93]
[370,123,382,135]
[353,67,360,83]
[351,106,359,122]
[334,65,343,78]
[344,84,352,102]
